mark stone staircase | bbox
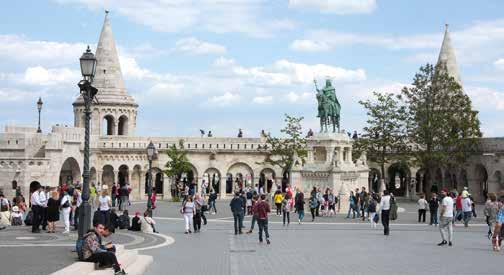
[51,245,153,275]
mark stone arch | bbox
[203,168,221,194]
[103,114,115,136]
[473,164,488,201]
[259,168,276,193]
[368,168,381,193]
[145,168,164,195]
[227,162,254,191]
[118,164,129,187]
[102,165,115,187]
[59,157,81,186]
[118,115,129,136]
[387,162,410,196]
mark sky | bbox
[1,0,504,138]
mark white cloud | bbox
[0,88,43,102]
[206,92,240,107]
[22,66,80,86]
[252,95,273,104]
[213,57,236,67]
[174,37,227,55]
[119,56,151,79]
[55,0,295,38]
[466,86,504,111]
[289,0,377,15]
[494,58,504,70]
[290,40,331,52]
[285,91,313,103]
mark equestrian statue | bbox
[315,79,341,133]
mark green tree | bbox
[401,63,481,193]
[258,114,308,181]
[354,91,409,184]
[163,140,193,197]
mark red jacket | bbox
[253,200,270,220]
[455,196,462,210]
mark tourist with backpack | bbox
[295,188,305,224]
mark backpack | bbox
[246,191,253,200]
[76,238,85,261]
[24,211,33,226]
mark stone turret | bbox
[73,11,138,137]
[436,24,462,85]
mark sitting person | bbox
[11,206,23,226]
[129,212,141,231]
[141,211,159,233]
[81,223,126,275]
[118,210,130,230]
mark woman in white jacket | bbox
[60,191,72,233]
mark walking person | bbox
[492,193,504,251]
[282,193,292,226]
[368,194,378,229]
[438,189,454,246]
[253,194,271,244]
[417,194,428,223]
[98,189,112,227]
[31,184,44,233]
[346,191,358,219]
[429,193,439,226]
[247,194,259,234]
[230,192,244,235]
[111,183,118,208]
[309,195,318,222]
[462,193,473,227]
[273,190,283,216]
[208,190,217,215]
[380,190,391,236]
[40,186,49,231]
[360,187,368,220]
[484,193,499,239]
[46,191,60,233]
[181,195,195,234]
[295,189,305,224]
[193,194,203,232]
[60,191,72,233]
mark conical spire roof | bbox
[74,11,136,107]
[436,24,461,85]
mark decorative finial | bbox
[445,23,449,31]
[105,10,109,15]
[86,45,91,53]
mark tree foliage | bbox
[354,91,409,178]
[258,114,307,175]
[163,140,193,181]
[401,63,481,191]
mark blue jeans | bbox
[430,209,438,225]
[257,219,269,242]
[209,200,217,213]
[463,211,472,227]
[233,212,243,233]
[297,210,304,221]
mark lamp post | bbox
[36,97,43,133]
[77,45,98,240]
[146,141,156,217]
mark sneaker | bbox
[246,230,252,234]
[184,231,189,234]
[448,242,452,246]
[114,269,127,275]
[266,239,270,245]
[437,241,447,246]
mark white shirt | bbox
[98,195,111,211]
[417,198,428,210]
[75,191,82,207]
[462,197,472,212]
[380,195,391,211]
[39,191,47,207]
[31,191,42,206]
[441,196,454,217]
[60,194,71,207]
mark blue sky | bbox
[1,0,504,137]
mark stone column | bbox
[338,147,344,163]
[97,170,103,187]
[164,174,171,200]
[114,170,119,186]
[347,148,353,163]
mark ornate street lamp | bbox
[36,97,43,133]
[77,45,98,240]
[146,141,156,217]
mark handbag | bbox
[373,213,380,223]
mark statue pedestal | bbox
[292,131,369,214]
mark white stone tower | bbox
[436,24,461,85]
[73,11,138,137]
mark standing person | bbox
[193,194,203,232]
[253,194,271,244]
[46,191,60,233]
[246,187,254,215]
[60,191,72,233]
[429,193,439,226]
[282,193,292,226]
[31,184,44,233]
[316,188,323,217]
[0,193,11,228]
[484,193,499,240]
[327,189,336,216]
[273,190,283,216]
[380,190,391,236]
[208,190,218,215]
[309,195,318,222]
[98,189,112,227]
[462,193,473,227]
[119,184,129,211]
[417,194,428,223]
[360,187,368,220]
[368,194,378,228]
[492,193,504,251]
[40,186,49,231]
[438,189,454,246]
[73,187,82,231]
[247,194,259,234]
[111,183,117,208]
[90,183,97,210]
[346,191,358,219]
[182,195,195,234]
[230,192,244,235]
[455,192,463,223]
[295,189,305,224]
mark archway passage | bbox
[387,163,410,197]
[368,168,381,193]
[118,165,129,187]
[103,115,115,136]
[474,164,488,201]
[203,168,221,195]
[102,165,115,188]
[90,167,97,185]
[59,157,81,186]
[227,162,254,192]
[118,115,128,136]
[145,168,164,195]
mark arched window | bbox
[118,115,128,136]
[103,115,115,136]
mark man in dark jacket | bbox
[429,193,439,226]
[230,192,244,235]
[253,194,271,244]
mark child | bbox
[11,206,23,226]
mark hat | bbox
[135,211,141,216]
[441,188,449,193]
[102,185,109,190]
[12,206,19,212]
